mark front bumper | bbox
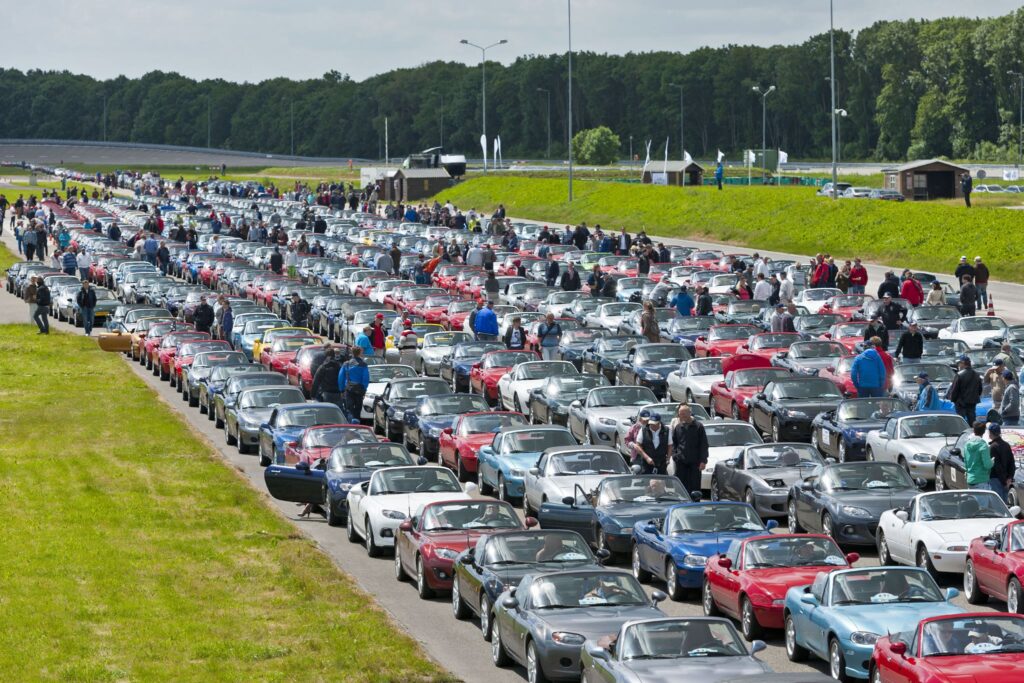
[831,520,878,547]
[673,563,707,589]
[238,424,261,446]
[603,530,633,554]
[423,557,457,591]
[906,458,936,481]
[927,548,968,573]
[839,639,874,680]
[751,490,789,517]
[537,641,584,682]
[776,417,814,440]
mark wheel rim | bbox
[935,469,945,491]
[785,618,796,655]
[710,479,719,501]
[772,420,780,442]
[666,560,676,594]
[451,578,461,616]
[788,502,798,533]
[917,547,928,569]
[823,514,833,537]
[880,536,889,563]
[964,562,974,597]
[830,641,842,679]
[1010,582,1020,612]
[480,596,490,635]
[839,441,847,463]
[526,645,537,683]
[632,547,641,578]
[742,600,753,636]
[491,624,500,661]
[703,582,713,613]
[417,558,426,594]
[584,427,592,445]
[745,489,755,507]
[811,430,819,451]
[732,403,740,419]
[498,477,506,501]
[597,529,607,552]
[394,548,402,579]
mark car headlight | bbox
[428,427,443,438]
[434,548,459,561]
[765,479,786,489]
[682,554,707,568]
[850,631,880,646]
[337,483,353,492]
[381,510,407,520]
[851,431,866,439]
[841,505,871,518]
[772,598,786,606]
[785,410,807,418]
[598,418,617,426]
[509,468,524,477]
[912,452,935,462]
[551,632,586,645]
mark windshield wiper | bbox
[625,654,678,660]
[537,604,581,609]
[656,495,684,501]
[487,560,529,567]
[426,526,462,532]
[832,599,863,606]
[749,562,789,568]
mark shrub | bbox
[571,126,621,165]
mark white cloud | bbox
[8,0,1022,82]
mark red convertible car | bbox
[469,350,540,404]
[260,335,319,373]
[439,300,478,331]
[709,354,790,420]
[285,343,331,395]
[155,331,211,383]
[694,324,760,358]
[870,613,1024,683]
[819,294,872,320]
[282,423,382,465]
[395,499,532,597]
[965,520,1024,611]
[817,356,857,397]
[824,322,868,352]
[738,332,802,361]
[703,533,857,639]
[438,411,529,480]
[172,340,231,388]
[414,295,457,324]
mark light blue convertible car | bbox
[476,425,576,504]
[783,566,963,681]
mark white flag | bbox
[717,149,725,163]
[683,151,693,166]
[480,134,487,169]
[745,150,756,165]
[493,137,499,170]
[641,139,652,178]
[663,137,670,173]
[778,150,789,166]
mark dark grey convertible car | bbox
[710,443,827,518]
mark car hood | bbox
[587,406,644,422]
[838,419,887,434]
[921,518,1015,542]
[238,407,273,423]
[619,657,768,682]
[830,488,918,514]
[666,530,767,557]
[536,605,665,639]
[776,399,842,416]
[373,491,473,517]
[832,601,963,637]
[549,474,625,498]
[636,362,682,377]
[421,529,505,551]
[600,502,685,529]
[789,357,841,371]
[502,451,545,471]
[421,348,450,360]
[752,466,819,486]
[419,415,458,431]
[903,655,1024,677]
[747,566,844,597]
[898,436,955,454]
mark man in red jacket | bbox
[812,257,831,288]
[848,258,868,294]
[900,272,924,307]
[873,335,895,390]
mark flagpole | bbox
[567,0,574,202]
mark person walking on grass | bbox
[33,278,51,334]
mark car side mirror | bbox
[295,461,310,472]
[889,641,907,657]
[877,432,889,440]
[1011,505,1023,518]
[570,400,582,409]
[915,477,927,490]
[643,523,659,535]
[650,590,667,605]
[442,427,453,435]
[801,481,814,491]
[464,482,478,494]
[844,552,860,565]
[895,510,909,522]
[584,644,610,662]
[416,456,428,465]
[528,467,540,476]
[945,587,959,601]
[765,519,778,530]
[259,423,270,431]
[502,596,519,611]
[755,393,766,401]
[562,496,576,507]
[984,539,999,549]
[799,593,818,605]
[949,447,961,457]
[718,557,732,570]
[750,640,767,656]
[524,516,538,528]
[398,520,413,532]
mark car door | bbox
[883,499,916,565]
[945,434,971,490]
[258,409,278,460]
[805,579,833,657]
[523,453,548,512]
[752,384,774,433]
[710,542,743,617]
[263,461,326,504]
[374,385,391,432]
[880,418,902,463]
[796,475,824,532]
[617,348,636,386]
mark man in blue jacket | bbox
[851,341,887,398]
[671,287,694,317]
[338,347,370,423]
[473,301,499,341]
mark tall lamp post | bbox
[668,82,684,160]
[829,0,838,198]
[567,0,574,202]
[752,84,775,184]
[536,87,551,158]
[460,38,508,172]
[1009,71,1024,171]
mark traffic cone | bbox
[987,295,995,317]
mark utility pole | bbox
[567,0,574,202]
[536,87,551,158]
[460,38,508,172]
[752,85,775,185]
[1010,71,1024,171]
[829,0,838,198]
[669,82,684,159]
[629,135,633,168]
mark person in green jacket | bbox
[963,422,993,489]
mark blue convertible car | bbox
[810,397,900,462]
[784,566,962,681]
[631,501,776,601]
[256,402,346,466]
[476,426,577,504]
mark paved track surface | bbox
[0,142,354,168]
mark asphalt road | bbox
[0,141,355,168]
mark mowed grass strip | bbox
[433,176,1024,281]
[0,325,453,683]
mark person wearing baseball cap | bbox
[636,412,670,475]
[863,314,889,351]
[879,292,905,331]
[955,255,976,285]
[624,410,651,466]
[948,355,983,424]
[915,371,938,411]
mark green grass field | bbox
[432,176,1024,281]
[0,320,452,682]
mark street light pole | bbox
[1009,71,1024,171]
[536,88,551,158]
[567,0,573,202]
[752,84,776,184]
[460,38,508,172]
[829,0,838,199]
[629,135,633,168]
[669,82,684,160]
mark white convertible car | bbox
[498,360,579,413]
[793,287,843,314]
[937,316,1008,349]
[346,466,476,556]
[864,411,969,482]
[666,357,724,407]
[876,490,1020,574]
[522,446,629,517]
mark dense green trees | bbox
[572,126,621,164]
[1,8,1021,162]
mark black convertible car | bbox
[747,377,844,442]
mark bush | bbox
[571,126,621,165]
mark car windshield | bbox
[667,504,764,533]
[239,388,305,408]
[271,338,315,352]
[803,289,841,301]
[670,317,714,332]
[830,569,943,606]
[728,301,764,314]
[454,342,504,359]
[330,443,413,469]
[898,414,968,438]
[918,491,1011,521]
[460,413,528,434]
[920,616,1024,657]
[619,619,749,660]
[531,572,647,608]
[588,387,657,407]
[685,358,723,376]
[752,334,798,350]
[305,427,375,448]
[546,375,607,398]
[598,337,639,352]
[520,363,577,380]
[448,300,477,314]
[278,405,345,427]
[795,315,840,330]
[895,364,956,384]
[704,423,762,447]
[374,468,461,494]
[561,329,605,345]
[421,502,520,531]
[424,332,471,348]
[424,296,453,308]
[960,317,1006,332]
[830,296,865,307]
[744,537,847,569]
[638,346,690,363]
[823,463,914,491]
[745,444,824,468]
[420,395,488,415]
[913,306,959,321]
[833,324,867,338]
[837,399,900,421]
[392,380,450,399]
[549,450,628,475]
[774,379,842,400]
[597,477,689,505]
[710,326,757,341]
[504,430,577,454]
[485,531,593,566]
[732,369,790,388]
[369,365,417,382]
[476,352,529,369]
[790,342,845,359]
[600,304,639,316]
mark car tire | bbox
[709,476,721,502]
[416,556,434,599]
[326,495,345,528]
[496,475,516,505]
[525,640,550,683]
[513,395,522,414]
[665,559,685,602]
[490,620,510,667]
[838,440,848,463]
[788,499,804,533]
[822,512,836,540]
[632,544,651,583]
[583,424,593,445]
[829,637,849,682]
[811,428,822,453]
[876,532,894,566]
[934,466,946,491]
[456,453,469,483]
[188,390,199,408]
[452,576,470,620]
[785,613,808,662]
[740,596,763,641]
[237,433,250,454]
[916,543,936,577]
[743,488,756,509]
[480,595,493,641]
[1009,488,1020,508]
[214,412,224,429]
[365,518,381,557]
[771,417,781,443]
[524,495,537,518]
[394,546,407,582]
[686,390,694,404]
[731,402,741,420]
[1009,577,1022,613]
[258,449,271,467]
[964,559,987,604]
[702,579,720,616]
[870,665,883,683]
[479,471,494,496]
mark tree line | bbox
[1,8,1021,163]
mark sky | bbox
[9,0,1022,83]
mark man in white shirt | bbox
[752,273,772,301]
[76,250,92,281]
[753,254,770,280]
[778,271,795,304]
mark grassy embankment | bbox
[431,175,1024,281]
[0,310,453,681]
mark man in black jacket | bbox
[947,355,982,424]
[193,296,215,333]
[269,246,284,275]
[893,322,924,361]
[561,262,581,291]
[289,293,311,328]
[75,280,98,335]
[311,347,343,407]
[635,413,670,474]
[863,315,890,350]
[876,272,901,299]
[616,228,632,255]
[34,281,51,334]
[695,287,713,316]
[545,255,560,287]
[879,294,906,330]
[671,405,708,495]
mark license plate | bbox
[951,469,958,483]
